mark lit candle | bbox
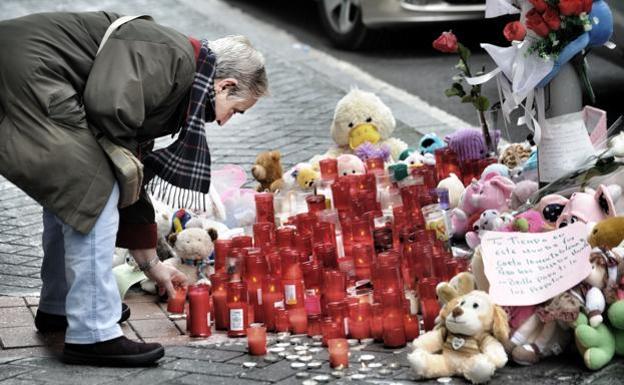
[227,281,248,338]
[370,303,383,342]
[247,324,267,356]
[288,307,308,335]
[262,276,283,331]
[255,192,275,224]
[348,303,371,340]
[210,273,229,330]
[188,284,211,338]
[319,158,338,181]
[327,338,349,368]
[403,303,420,342]
[167,286,187,314]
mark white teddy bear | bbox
[322,89,408,163]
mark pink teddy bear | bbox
[451,174,516,237]
[537,184,621,229]
[337,154,366,176]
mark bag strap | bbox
[97,15,152,56]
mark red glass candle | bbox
[322,269,346,311]
[382,291,406,348]
[296,234,313,263]
[370,303,384,342]
[232,235,253,249]
[351,219,373,247]
[280,249,305,309]
[403,302,420,342]
[211,273,229,330]
[331,179,351,211]
[348,302,371,340]
[253,222,275,250]
[352,244,373,281]
[421,298,441,331]
[307,314,322,337]
[274,308,290,332]
[255,192,275,224]
[295,212,316,237]
[328,338,349,368]
[312,222,336,249]
[266,249,282,277]
[247,325,267,356]
[315,243,338,269]
[365,157,385,174]
[227,281,248,337]
[319,158,338,181]
[262,276,283,331]
[306,194,327,213]
[188,284,211,338]
[167,286,187,314]
[276,227,295,249]
[244,248,267,323]
[214,239,233,274]
[321,318,345,346]
[418,277,439,301]
[288,307,308,335]
[431,255,446,280]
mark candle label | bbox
[285,284,297,305]
[207,312,211,327]
[230,308,244,331]
[344,318,349,335]
[257,288,263,305]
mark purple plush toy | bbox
[444,128,499,162]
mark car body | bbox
[316,0,485,48]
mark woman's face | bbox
[214,78,257,126]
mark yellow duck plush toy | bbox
[319,89,407,163]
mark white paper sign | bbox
[481,223,591,306]
[485,0,521,18]
[538,112,595,182]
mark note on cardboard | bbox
[480,222,591,306]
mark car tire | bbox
[317,0,368,50]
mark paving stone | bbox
[23,298,38,307]
[0,275,41,290]
[166,346,245,362]
[0,265,40,279]
[171,373,270,385]
[127,302,167,320]
[143,336,191,346]
[124,290,159,304]
[162,358,244,377]
[0,348,58,361]
[128,319,182,339]
[238,359,302,383]
[0,254,38,267]
[0,297,25,308]
[95,368,183,385]
[0,307,33,328]
[0,365,34,381]
[14,368,117,385]
[120,323,140,342]
[0,379,49,385]
[0,327,45,349]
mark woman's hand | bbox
[144,261,189,297]
[130,249,189,297]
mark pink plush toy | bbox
[337,154,366,176]
[537,185,621,229]
[451,174,515,237]
[465,209,513,249]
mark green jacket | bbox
[0,12,195,247]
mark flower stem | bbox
[479,109,494,155]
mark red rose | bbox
[525,9,551,38]
[503,21,527,41]
[433,31,458,53]
[542,7,561,31]
[582,0,593,13]
[558,0,584,16]
[528,0,548,13]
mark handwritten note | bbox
[480,223,591,306]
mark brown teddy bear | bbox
[499,143,532,170]
[252,150,284,192]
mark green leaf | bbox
[455,59,467,72]
[461,95,473,103]
[472,95,490,112]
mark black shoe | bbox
[35,303,131,333]
[63,336,164,367]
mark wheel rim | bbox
[322,0,360,34]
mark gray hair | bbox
[209,35,268,100]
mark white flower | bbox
[593,16,600,25]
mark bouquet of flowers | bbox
[504,0,593,60]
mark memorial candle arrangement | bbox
[199,160,470,357]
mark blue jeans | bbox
[39,184,123,344]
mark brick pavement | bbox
[0,0,622,384]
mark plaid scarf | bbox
[144,39,215,211]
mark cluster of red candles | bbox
[434,147,499,186]
[168,149,492,353]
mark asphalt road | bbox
[225,0,624,129]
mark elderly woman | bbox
[0,12,268,366]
